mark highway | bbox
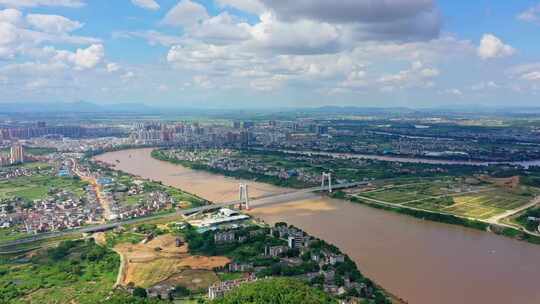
[0,182,363,249]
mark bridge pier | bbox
[321,173,332,193]
[239,183,250,210]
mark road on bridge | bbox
[0,182,363,249]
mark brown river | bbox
[95,148,540,304]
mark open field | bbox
[355,178,540,220]
[114,234,229,288]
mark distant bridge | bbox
[0,175,362,250]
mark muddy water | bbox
[96,149,540,304]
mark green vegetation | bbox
[0,175,88,202]
[95,163,206,208]
[355,179,539,220]
[152,149,309,188]
[0,239,120,304]
[152,148,486,191]
[211,278,337,304]
[178,223,391,303]
[349,196,490,231]
[105,231,146,247]
[515,207,540,232]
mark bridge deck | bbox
[0,182,363,248]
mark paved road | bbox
[0,182,363,249]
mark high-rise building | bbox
[0,155,10,167]
[10,142,24,164]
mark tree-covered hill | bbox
[211,277,337,304]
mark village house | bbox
[264,245,288,257]
[214,230,235,244]
[207,274,257,300]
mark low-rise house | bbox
[214,231,235,244]
[228,261,254,272]
[208,274,256,300]
[265,245,288,257]
[329,254,345,265]
[146,284,173,300]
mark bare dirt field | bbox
[114,234,230,288]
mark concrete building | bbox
[10,142,24,164]
[214,231,235,244]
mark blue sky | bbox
[0,0,539,108]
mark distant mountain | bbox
[303,106,418,115]
[0,101,158,114]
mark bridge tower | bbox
[239,183,250,210]
[321,173,332,193]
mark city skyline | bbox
[1,0,540,108]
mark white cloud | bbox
[26,14,83,33]
[517,4,540,24]
[193,75,213,88]
[131,0,159,11]
[522,71,540,81]
[106,63,120,73]
[55,44,104,70]
[162,0,208,27]
[378,61,439,88]
[115,30,183,47]
[0,8,22,24]
[471,81,498,91]
[441,88,463,96]
[0,8,99,60]
[0,0,84,8]
[191,12,251,44]
[248,12,342,54]
[216,0,265,14]
[477,34,515,60]
[121,71,135,81]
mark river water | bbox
[95,148,540,304]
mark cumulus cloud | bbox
[190,12,251,44]
[131,0,159,10]
[0,8,22,24]
[106,63,120,73]
[247,12,342,54]
[260,0,442,41]
[54,44,105,69]
[114,30,183,47]
[522,71,540,81]
[26,14,83,33]
[0,0,84,8]
[477,34,515,60]
[216,0,265,14]
[162,0,208,27]
[0,8,99,60]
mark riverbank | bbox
[96,148,540,304]
[340,192,540,245]
[151,149,310,189]
[152,148,540,246]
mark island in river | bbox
[95,148,540,304]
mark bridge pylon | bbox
[321,173,332,193]
[239,183,250,210]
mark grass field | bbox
[356,179,540,220]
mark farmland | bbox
[354,177,540,221]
